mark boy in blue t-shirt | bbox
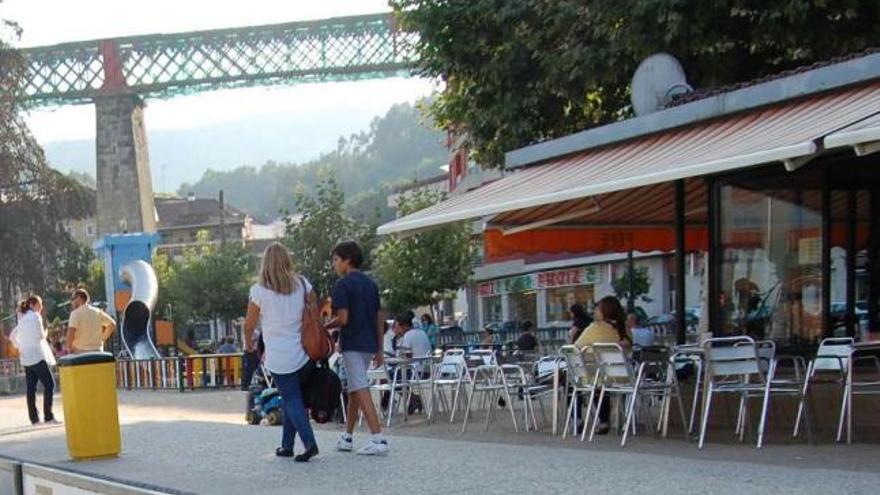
[325,240,388,455]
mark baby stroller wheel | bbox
[246,410,260,425]
[266,409,282,426]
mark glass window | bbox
[508,291,537,325]
[719,182,824,345]
[545,285,594,326]
[481,295,502,325]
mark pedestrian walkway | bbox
[0,391,877,494]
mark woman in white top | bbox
[10,295,57,425]
[243,242,318,462]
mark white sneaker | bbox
[356,439,389,456]
[336,435,354,452]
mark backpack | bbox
[301,360,342,424]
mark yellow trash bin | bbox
[58,352,121,460]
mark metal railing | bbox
[437,327,570,354]
[115,353,244,392]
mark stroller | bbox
[245,361,283,426]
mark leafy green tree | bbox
[391,0,880,166]
[373,189,473,315]
[612,264,653,314]
[284,175,376,298]
[0,16,93,306]
[164,231,253,332]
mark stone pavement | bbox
[0,391,878,494]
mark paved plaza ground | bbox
[0,390,878,494]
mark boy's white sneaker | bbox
[336,434,354,452]
[356,439,389,456]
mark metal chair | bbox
[796,337,880,443]
[589,343,688,446]
[365,363,410,427]
[558,345,599,440]
[428,349,469,423]
[698,336,808,449]
[462,364,519,433]
[499,364,551,431]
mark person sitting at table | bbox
[627,313,655,347]
[574,296,632,434]
[481,326,495,347]
[515,320,538,351]
[393,311,431,414]
[569,304,592,343]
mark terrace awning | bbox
[378,82,880,237]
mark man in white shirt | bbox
[10,296,58,425]
[392,311,432,415]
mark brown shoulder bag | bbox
[298,277,332,361]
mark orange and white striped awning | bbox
[378,82,880,236]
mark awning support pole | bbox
[675,179,687,345]
[627,250,635,313]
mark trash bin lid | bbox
[58,351,116,367]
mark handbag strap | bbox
[298,275,309,305]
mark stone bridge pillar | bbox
[94,94,156,235]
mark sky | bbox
[3,0,436,143]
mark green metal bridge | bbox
[20,13,419,106]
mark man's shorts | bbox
[341,351,374,392]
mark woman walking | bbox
[244,242,319,462]
[10,295,57,425]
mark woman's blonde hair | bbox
[260,242,297,295]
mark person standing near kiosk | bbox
[67,289,116,354]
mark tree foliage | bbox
[163,231,254,328]
[0,16,93,307]
[391,0,880,166]
[612,265,653,308]
[373,189,473,314]
[283,175,376,298]
[179,101,448,223]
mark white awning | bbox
[378,82,880,236]
[824,112,880,155]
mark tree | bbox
[164,231,253,332]
[284,175,376,298]
[391,0,880,166]
[373,188,473,315]
[612,264,653,315]
[0,14,93,306]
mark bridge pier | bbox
[94,94,156,235]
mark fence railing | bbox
[115,353,244,392]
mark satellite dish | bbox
[630,53,692,116]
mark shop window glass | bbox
[507,291,537,326]
[719,184,824,345]
[481,295,502,325]
[545,285,594,326]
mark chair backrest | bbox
[755,340,776,373]
[534,355,563,380]
[703,336,760,378]
[559,345,594,388]
[591,343,634,383]
[814,337,854,372]
[472,364,503,387]
[366,365,390,384]
[500,364,527,386]
[469,349,497,366]
[436,349,466,378]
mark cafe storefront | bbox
[378,52,880,350]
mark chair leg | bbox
[621,391,638,447]
[461,381,476,433]
[793,362,813,437]
[588,388,606,442]
[756,383,772,449]
[580,388,596,442]
[673,377,689,442]
[450,379,463,423]
[563,390,576,439]
[689,360,703,434]
[505,387,519,433]
[698,382,714,449]
[836,382,848,442]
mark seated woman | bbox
[573,296,632,434]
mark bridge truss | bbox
[20,13,419,106]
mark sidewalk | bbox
[0,391,878,494]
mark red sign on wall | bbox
[537,269,582,288]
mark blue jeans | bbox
[273,369,316,451]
